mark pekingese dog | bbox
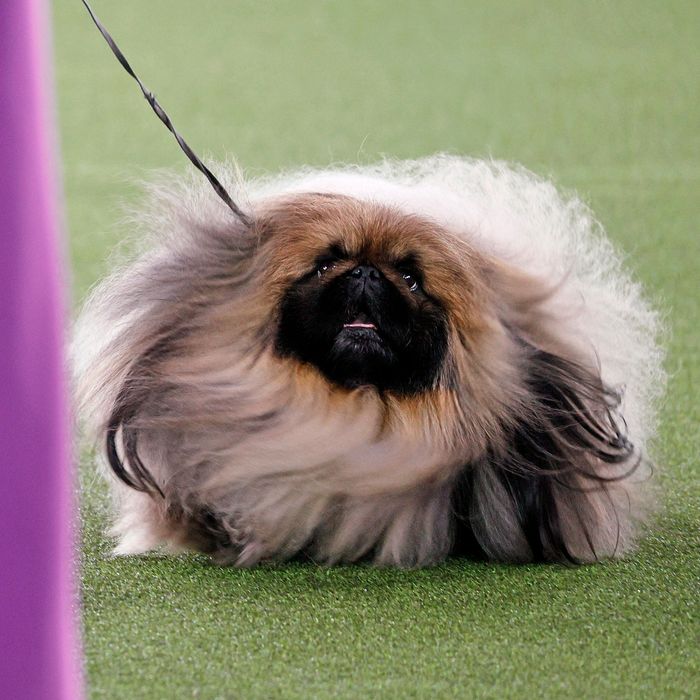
[73,156,665,566]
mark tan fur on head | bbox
[73,156,665,567]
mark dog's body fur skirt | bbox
[73,156,665,567]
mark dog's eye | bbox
[317,260,336,278]
[402,272,420,293]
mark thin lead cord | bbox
[80,0,252,227]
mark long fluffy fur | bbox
[73,155,665,566]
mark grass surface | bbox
[54,1,699,698]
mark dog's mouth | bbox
[343,321,377,330]
[342,312,378,332]
[337,311,388,354]
[331,309,393,380]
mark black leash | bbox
[80,0,252,227]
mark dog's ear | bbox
[451,264,643,563]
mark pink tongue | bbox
[344,316,376,329]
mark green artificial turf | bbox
[54,1,699,697]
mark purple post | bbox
[0,0,83,698]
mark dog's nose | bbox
[350,265,381,281]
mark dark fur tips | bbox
[106,411,164,497]
[451,342,638,564]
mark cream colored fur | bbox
[73,156,665,566]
